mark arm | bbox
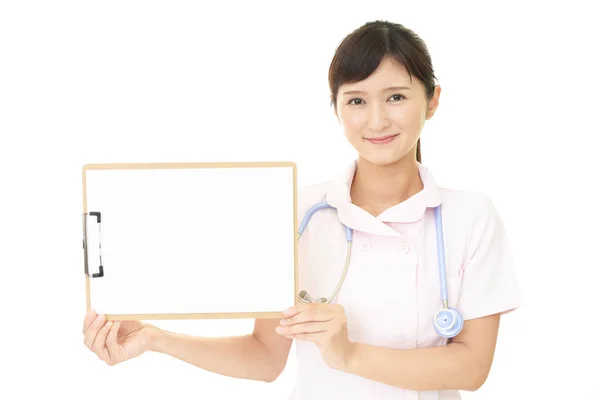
[343,314,500,391]
[148,317,293,382]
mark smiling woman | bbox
[82,19,522,400]
[335,61,434,164]
[329,21,438,167]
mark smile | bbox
[365,134,399,145]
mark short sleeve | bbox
[456,197,523,321]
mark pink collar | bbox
[324,160,442,237]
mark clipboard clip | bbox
[83,211,104,278]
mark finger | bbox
[282,303,316,317]
[283,332,325,342]
[83,310,97,334]
[281,308,333,326]
[277,321,329,336]
[105,321,121,360]
[91,321,113,361]
[83,314,106,349]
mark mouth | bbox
[365,133,399,145]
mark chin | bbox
[358,151,407,167]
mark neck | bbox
[350,156,423,216]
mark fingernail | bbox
[280,319,287,325]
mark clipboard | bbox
[82,161,298,321]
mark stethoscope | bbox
[296,201,464,339]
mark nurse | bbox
[82,20,522,399]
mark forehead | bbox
[339,57,415,93]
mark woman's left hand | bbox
[276,303,355,371]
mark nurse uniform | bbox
[289,160,523,400]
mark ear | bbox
[426,85,441,120]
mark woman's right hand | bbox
[83,309,157,366]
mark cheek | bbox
[340,113,364,137]
[393,104,426,130]
[388,107,410,125]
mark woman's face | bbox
[336,56,440,166]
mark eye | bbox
[389,94,405,102]
[346,94,405,106]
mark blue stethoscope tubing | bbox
[297,201,464,339]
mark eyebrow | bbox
[342,86,411,96]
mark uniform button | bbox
[361,241,371,251]
[399,241,410,254]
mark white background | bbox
[1,1,598,399]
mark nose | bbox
[367,102,391,132]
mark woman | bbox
[82,20,522,399]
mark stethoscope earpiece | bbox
[433,307,464,338]
[298,290,312,302]
[298,290,327,304]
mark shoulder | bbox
[297,180,332,215]
[438,187,507,244]
[418,163,501,231]
[439,187,496,216]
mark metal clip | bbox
[83,211,104,278]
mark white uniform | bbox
[289,160,522,399]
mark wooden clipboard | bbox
[82,161,298,320]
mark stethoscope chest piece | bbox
[433,307,464,338]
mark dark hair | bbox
[328,20,437,163]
